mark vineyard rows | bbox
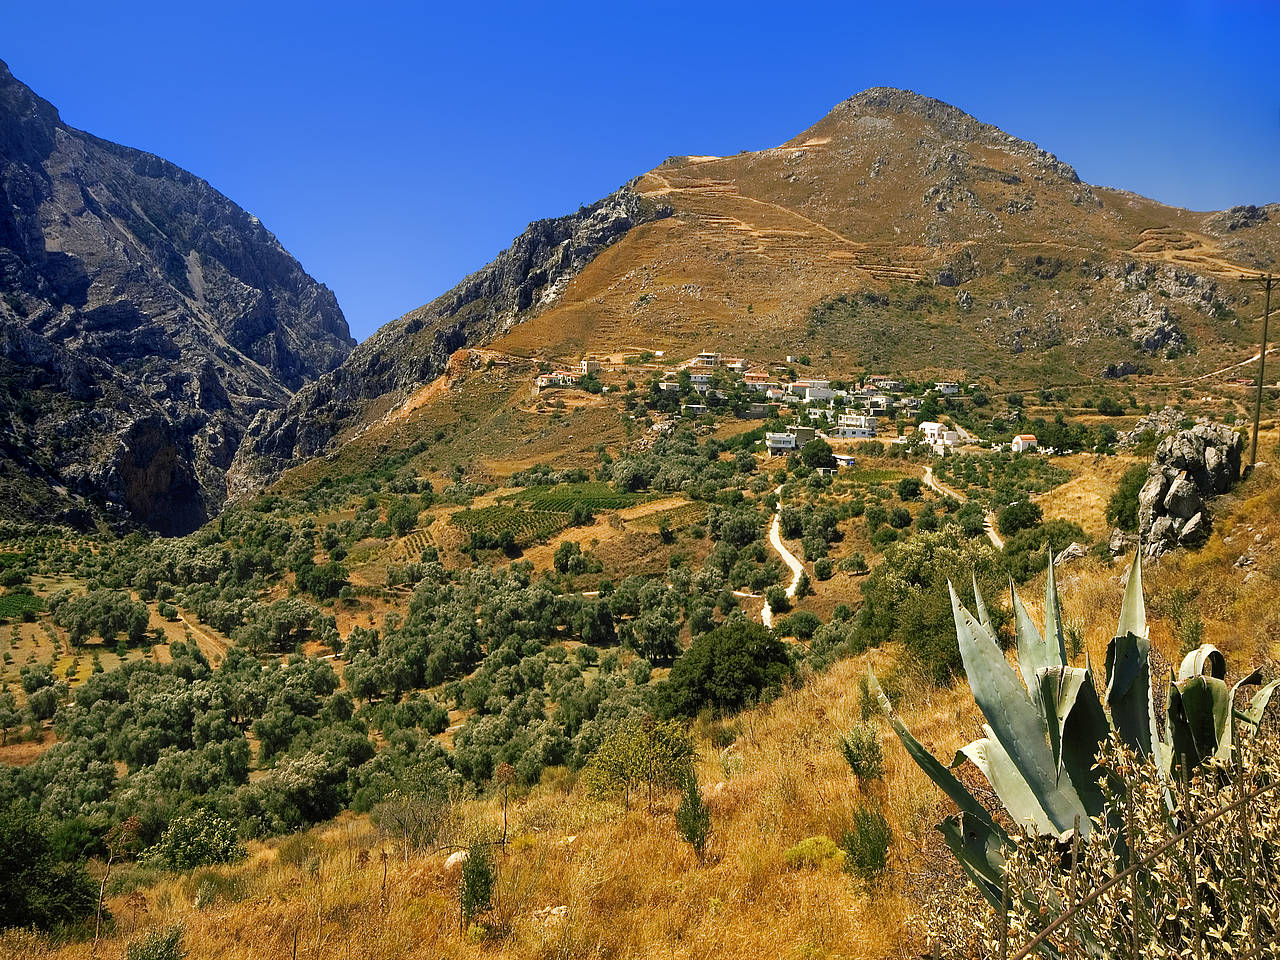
[508,482,644,513]
[629,502,707,533]
[450,506,572,545]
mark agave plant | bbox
[870,552,1278,911]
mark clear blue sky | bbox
[4,1,1278,340]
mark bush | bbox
[126,925,186,960]
[1002,519,1087,584]
[656,618,793,718]
[1105,462,1147,532]
[142,814,245,870]
[840,806,892,887]
[838,722,884,782]
[784,835,844,871]
[674,773,711,859]
[460,841,496,927]
[896,477,923,501]
[764,586,789,614]
[0,802,97,933]
[997,500,1043,537]
[582,717,693,810]
[813,558,833,581]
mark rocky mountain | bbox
[231,87,1279,496]
[0,58,353,533]
[227,185,670,495]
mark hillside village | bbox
[535,348,1031,458]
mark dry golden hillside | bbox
[14,463,1278,960]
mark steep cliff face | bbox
[227,184,670,495]
[0,59,354,532]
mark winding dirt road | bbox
[762,485,806,627]
[922,465,1004,549]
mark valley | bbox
[1,56,1278,960]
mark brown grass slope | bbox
[16,464,1280,960]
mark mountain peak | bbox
[830,87,1002,144]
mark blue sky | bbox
[4,1,1278,340]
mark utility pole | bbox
[1250,274,1273,468]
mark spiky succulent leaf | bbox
[1236,678,1280,736]
[1044,557,1068,667]
[1011,581,1049,696]
[1166,675,1232,778]
[954,731,1056,835]
[1177,644,1226,682]
[867,669,997,829]
[937,813,1007,910]
[1104,554,1164,771]
[1038,665,1107,821]
[971,571,991,633]
[950,585,1090,836]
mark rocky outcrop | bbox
[1137,423,1243,557]
[0,59,353,532]
[228,184,670,496]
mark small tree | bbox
[0,684,19,745]
[839,722,884,784]
[840,805,892,888]
[582,717,694,811]
[674,772,711,860]
[459,840,496,930]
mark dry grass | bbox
[11,464,1279,960]
[9,652,978,960]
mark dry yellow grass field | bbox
[10,465,1278,960]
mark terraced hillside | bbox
[233,88,1278,496]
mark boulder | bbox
[1178,512,1208,547]
[1163,475,1203,520]
[1055,542,1088,565]
[1137,422,1242,556]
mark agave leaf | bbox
[1115,551,1146,642]
[1039,665,1107,821]
[937,813,1007,910]
[1221,670,1263,757]
[1177,644,1226,682]
[1044,556,1068,667]
[1104,555,1164,770]
[972,571,991,632]
[1011,581,1049,696]
[954,731,1055,835]
[868,669,995,828]
[950,585,1089,835]
[1236,678,1280,735]
[1167,675,1231,778]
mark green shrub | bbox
[0,802,97,933]
[784,835,844,871]
[840,806,892,887]
[459,841,496,926]
[143,814,245,871]
[674,773,711,859]
[813,558,833,581]
[126,924,186,960]
[997,500,1043,537]
[656,617,793,718]
[838,722,884,782]
[1106,462,1148,532]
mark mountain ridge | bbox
[0,58,355,532]
[229,86,1279,497]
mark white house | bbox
[693,351,721,367]
[867,394,891,412]
[765,432,798,456]
[833,413,878,438]
[1012,434,1038,453]
[682,403,708,417]
[723,357,749,373]
[934,381,960,395]
[918,421,958,450]
[535,370,580,392]
[788,378,830,397]
[580,358,603,375]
